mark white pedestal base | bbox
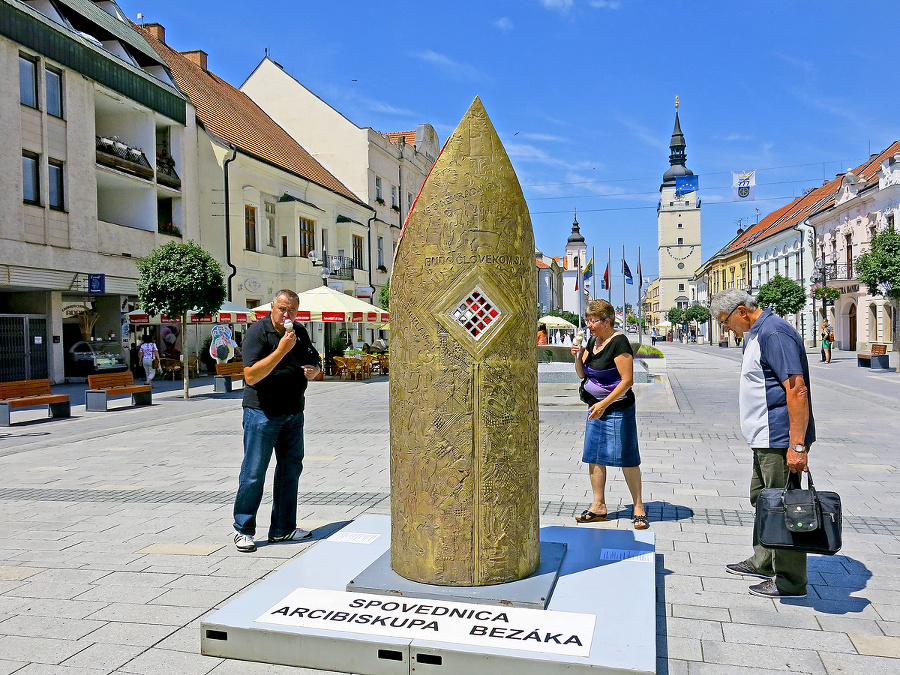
[201,514,656,674]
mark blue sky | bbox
[119,0,900,307]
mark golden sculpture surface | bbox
[389,97,540,586]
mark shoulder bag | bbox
[755,470,842,555]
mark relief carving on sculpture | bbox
[390,97,540,586]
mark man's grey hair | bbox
[710,289,758,318]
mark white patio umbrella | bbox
[251,286,389,323]
[538,315,576,330]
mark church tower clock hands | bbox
[657,97,701,319]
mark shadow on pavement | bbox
[783,555,872,614]
[254,520,354,548]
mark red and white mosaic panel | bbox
[450,288,500,340]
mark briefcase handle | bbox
[783,469,817,499]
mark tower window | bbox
[677,237,684,245]
[678,223,683,228]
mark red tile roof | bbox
[136,27,364,206]
[535,260,549,268]
[384,131,416,147]
[719,140,900,256]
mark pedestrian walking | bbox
[711,289,815,598]
[137,335,159,386]
[821,321,833,363]
[232,289,322,553]
[572,299,648,530]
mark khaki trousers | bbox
[747,447,808,594]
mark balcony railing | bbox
[324,254,355,280]
[96,136,154,180]
[156,153,181,190]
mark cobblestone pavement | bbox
[0,343,898,674]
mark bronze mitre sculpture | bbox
[389,97,540,586]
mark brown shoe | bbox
[632,515,649,530]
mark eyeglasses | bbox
[721,305,741,328]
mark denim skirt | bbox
[582,404,640,467]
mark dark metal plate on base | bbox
[347,542,567,609]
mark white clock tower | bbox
[657,102,701,314]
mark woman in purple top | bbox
[571,299,648,529]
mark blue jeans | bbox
[233,407,305,538]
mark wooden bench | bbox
[86,372,152,411]
[214,361,244,393]
[0,379,70,426]
[857,343,889,369]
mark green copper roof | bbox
[0,0,185,124]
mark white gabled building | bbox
[138,24,373,353]
[239,58,439,344]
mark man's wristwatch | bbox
[791,444,808,454]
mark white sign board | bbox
[257,588,595,657]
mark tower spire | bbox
[661,100,692,189]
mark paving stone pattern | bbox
[0,343,898,673]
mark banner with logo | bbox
[732,171,756,201]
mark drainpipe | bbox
[367,209,376,290]
[223,144,238,301]
[795,220,815,345]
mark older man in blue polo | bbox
[711,289,815,598]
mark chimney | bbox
[181,50,208,71]
[143,23,165,43]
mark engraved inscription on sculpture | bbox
[390,97,540,586]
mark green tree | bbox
[857,224,900,300]
[857,224,900,352]
[666,307,685,325]
[137,241,226,399]
[756,275,807,316]
[379,278,390,311]
[684,304,710,324]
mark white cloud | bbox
[506,143,598,172]
[615,115,668,151]
[493,17,514,32]
[520,132,568,142]
[774,53,815,73]
[410,50,486,83]
[590,0,622,8]
[540,0,574,13]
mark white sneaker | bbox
[234,532,256,552]
[268,528,312,543]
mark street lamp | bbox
[308,250,332,286]
[812,251,838,325]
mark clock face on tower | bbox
[664,245,696,260]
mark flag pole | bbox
[591,246,595,302]
[622,244,626,332]
[607,247,611,302]
[637,246,643,345]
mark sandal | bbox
[632,515,649,530]
[576,509,607,523]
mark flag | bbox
[583,258,594,283]
[733,170,756,201]
[623,259,634,285]
[675,175,699,197]
[601,264,610,290]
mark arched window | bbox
[868,303,878,342]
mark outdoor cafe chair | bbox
[331,356,349,379]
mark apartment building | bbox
[0,0,191,382]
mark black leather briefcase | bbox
[755,470,842,555]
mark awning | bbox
[252,286,389,323]
[126,300,254,325]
